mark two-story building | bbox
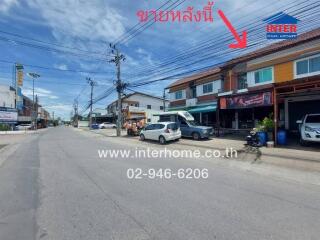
[107,91,169,123]
[167,27,320,141]
[167,68,222,127]
[218,28,320,138]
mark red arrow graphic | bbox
[218,9,247,49]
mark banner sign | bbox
[220,92,273,109]
[16,64,24,86]
[0,107,18,123]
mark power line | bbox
[0,59,115,74]
[125,0,312,76]
[113,0,175,45]
[0,29,106,55]
[0,35,111,61]
[118,0,187,45]
[126,2,320,83]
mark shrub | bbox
[0,124,10,131]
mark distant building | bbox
[0,84,50,128]
[0,85,17,126]
[0,84,15,108]
[107,91,169,123]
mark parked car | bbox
[16,124,32,130]
[99,122,116,129]
[90,123,100,129]
[296,113,320,145]
[140,122,181,144]
[157,111,213,140]
[179,119,213,140]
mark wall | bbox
[0,85,15,108]
[274,61,294,83]
[127,93,168,111]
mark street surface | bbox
[0,126,319,240]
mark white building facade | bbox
[0,84,15,108]
[107,92,169,123]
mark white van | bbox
[155,111,213,140]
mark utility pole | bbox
[87,77,96,129]
[35,95,38,130]
[27,72,40,130]
[109,44,125,137]
[52,111,55,126]
[73,99,79,127]
[163,88,166,112]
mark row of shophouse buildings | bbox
[166,28,320,141]
[0,84,51,128]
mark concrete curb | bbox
[175,140,320,163]
[0,128,48,135]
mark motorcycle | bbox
[245,129,262,147]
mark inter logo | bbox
[263,12,299,40]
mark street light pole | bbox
[27,72,40,130]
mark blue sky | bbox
[0,0,316,119]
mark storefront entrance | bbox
[188,104,217,127]
[219,91,274,134]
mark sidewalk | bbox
[79,127,320,171]
[0,128,48,135]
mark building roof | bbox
[167,67,221,89]
[223,27,320,68]
[124,91,165,101]
[263,12,299,24]
[166,28,320,90]
[107,91,167,108]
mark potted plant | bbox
[261,113,275,141]
[254,121,267,145]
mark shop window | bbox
[295,55,320,77]
[296,60,309,75]
[254,68,272,84]
[310,56,320,72]
[237,73,247,89]
[175,90,183,99]
[203,83,213,94]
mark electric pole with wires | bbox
[109,44,125,137]
[73,99,79,127]
[86,77,96,129]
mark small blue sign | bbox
[263,12,299,40]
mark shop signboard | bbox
[0,107,18,123]
[220,92,272,109]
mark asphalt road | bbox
[0,126,320,240]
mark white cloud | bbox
[22,87,59,100]
[0,0,18,13]
[53,64,68,71]
[43,104,73,120]
[26,0,126,42]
